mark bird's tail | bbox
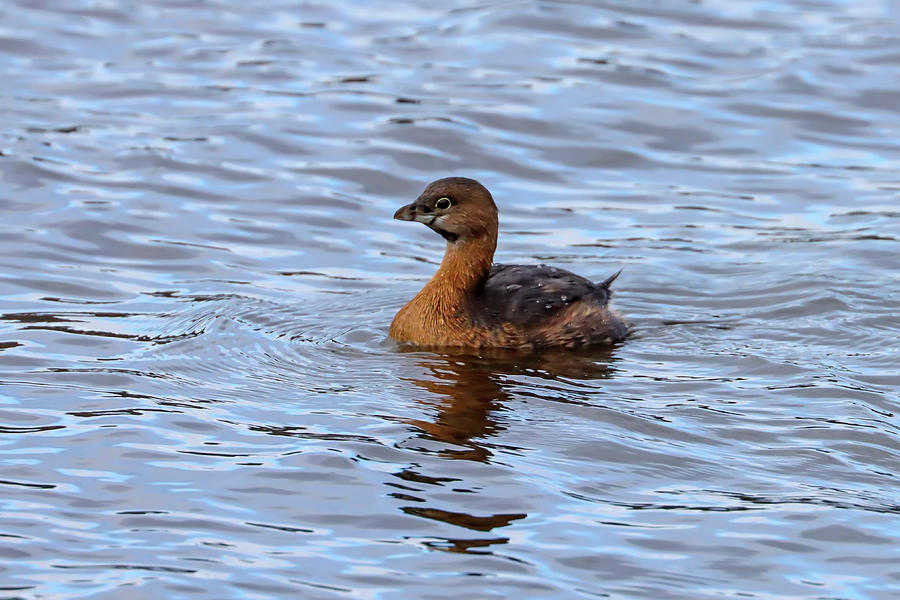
[601,268,623,288]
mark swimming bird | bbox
[390,177,628,349]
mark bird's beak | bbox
[393,203,417,221]
[393,202,434,225]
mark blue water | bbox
[1,1,899,598]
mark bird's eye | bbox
[435,197,452,210]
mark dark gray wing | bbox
[471,263,618,327]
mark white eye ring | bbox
[435,197,452,210]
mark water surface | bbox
[1,1,899,598]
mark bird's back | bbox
[466,264,628,347]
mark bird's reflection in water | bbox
[401,353,509,462]
[392,345,619,553]
[400,345,619,461]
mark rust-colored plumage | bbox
[390,177,628,349]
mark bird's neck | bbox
[422,233,496,304]
[391,232,497,343]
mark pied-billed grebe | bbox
[390,177,628,349]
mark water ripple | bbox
[1,0,899,598]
